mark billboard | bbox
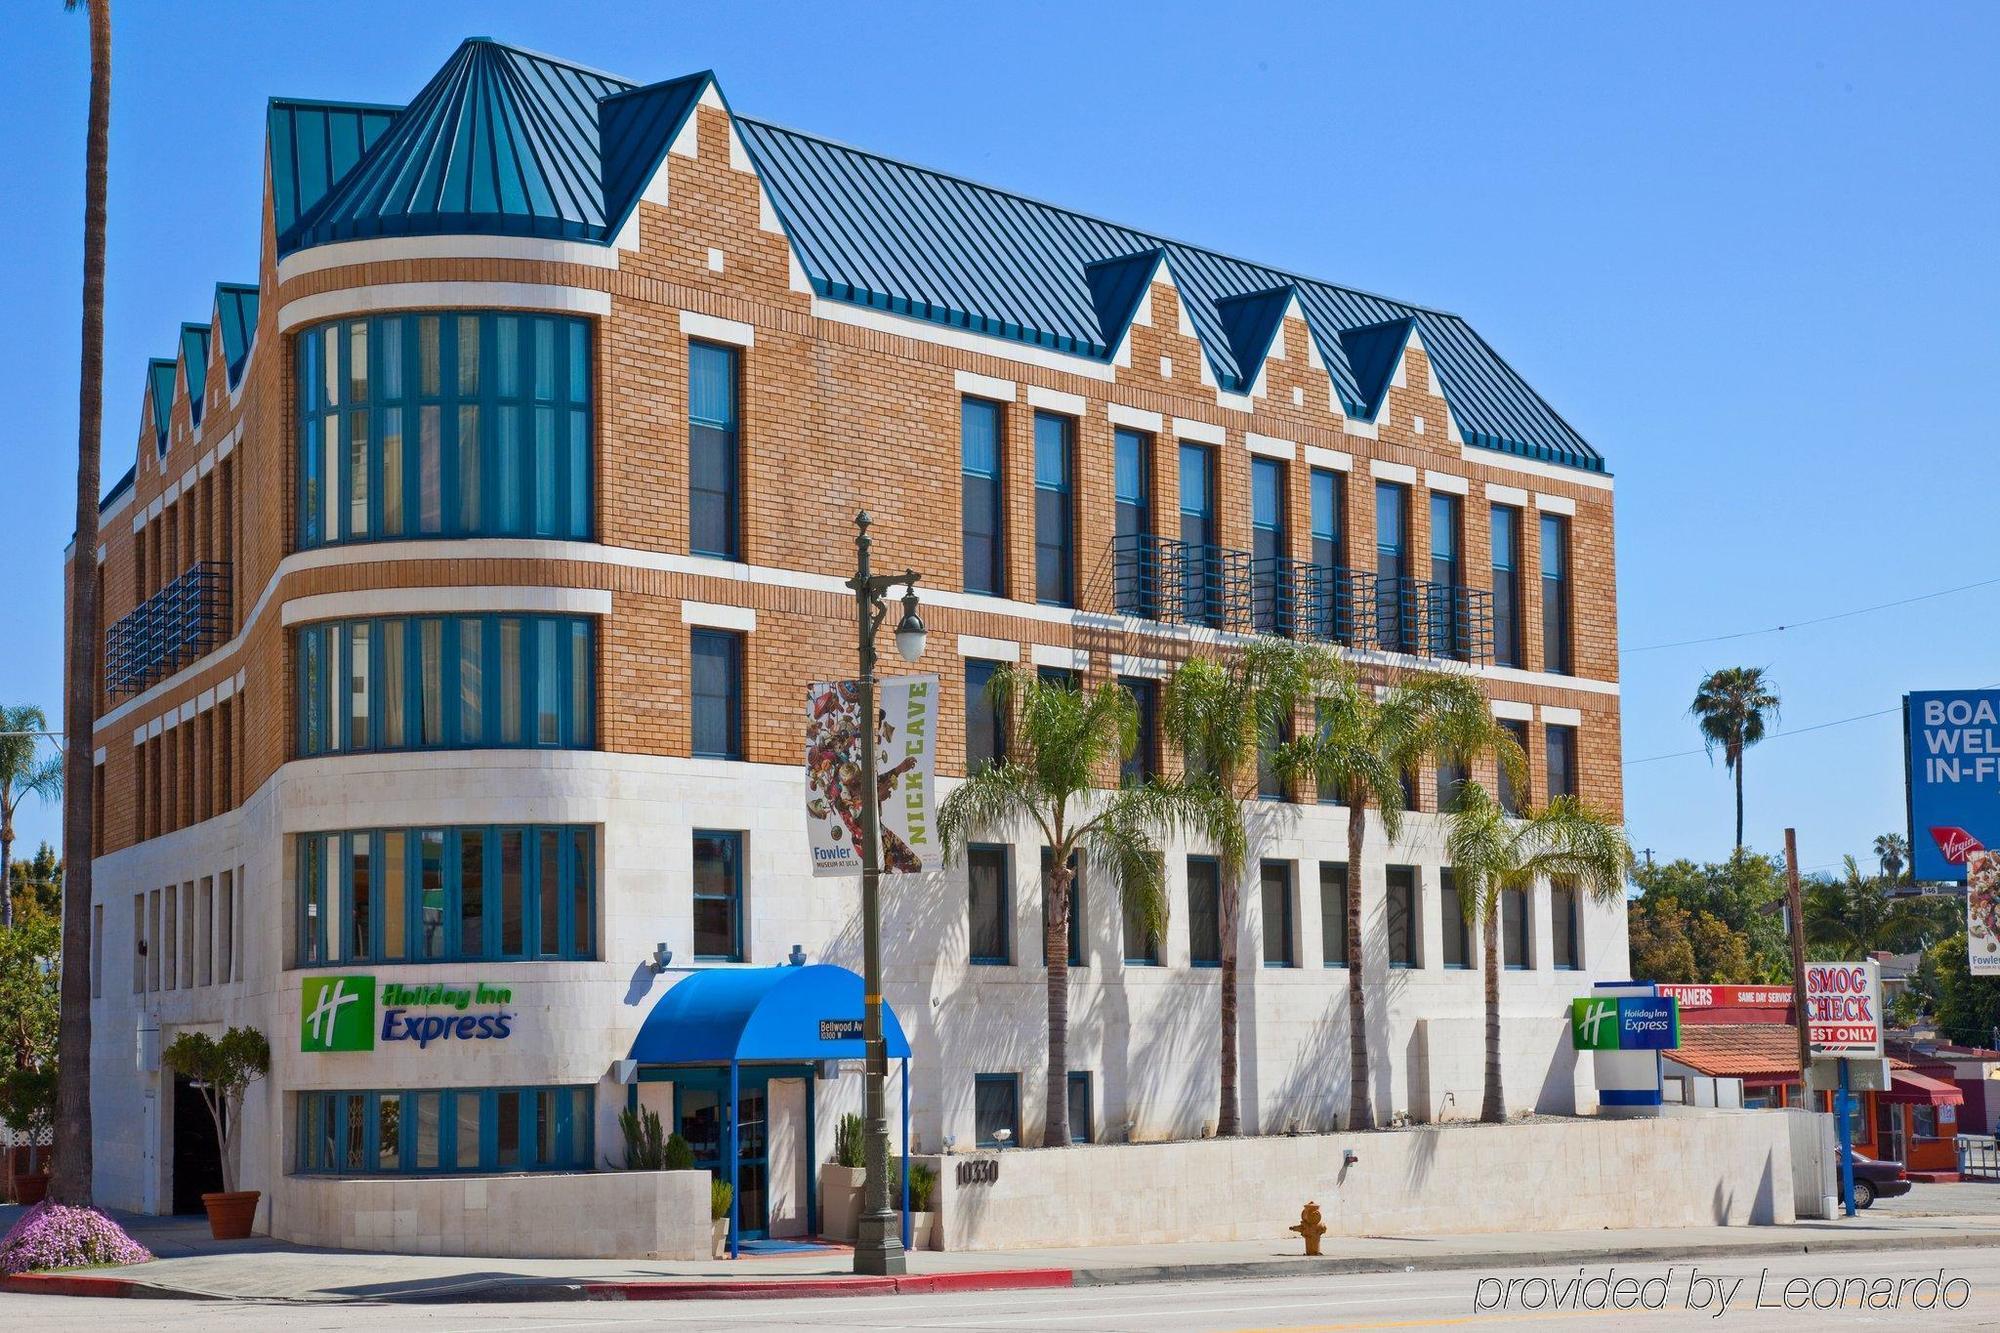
[805,674,940,878]
[1802,960,1882,1059]
[1904,689,2000,882]
[1969,850,2000,976]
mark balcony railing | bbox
[105,561,232,696]
[1112,536,1491,665]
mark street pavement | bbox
[3,1245,1999,1330]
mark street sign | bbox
[1803,961,1883,1058]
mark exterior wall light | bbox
[893,588,926,663]
[649,942,673,974]
[788,944,808,966]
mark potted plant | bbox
[819,1112,865,1241]
[711,1178,733,1258]
[613,1105,667,1169]
[904,1161,939,1251]
[0,1067,55,1205]
[161,1026,270,1240]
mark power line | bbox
[1624,680,2000,766]
[1622,574,2000,653]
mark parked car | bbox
[1841,1146,1912,1208]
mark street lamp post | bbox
[846,510,924,1277]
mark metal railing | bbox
[105,561,233,696]
[1960,1136,2000,1181]
[1113,534,1251,630]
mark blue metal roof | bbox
[100,464,136,513]
[214,283,259,387]
[627,964,910,1065]
[1339,317,1418,422]
[600,72,714,241]
[267,97,400,238]
[179,323,211,426]
[146,359,176,455]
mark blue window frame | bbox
[965,660,1006,771]
[961,399,1005,596]
[1260,860,1295,967]
[1503,888,1530,969]
[1541,513,1571,675]
[1119,676,1159,786]
[1320,863,1348,968]
[1251,457,1287,633]
[1178,443,1218,625]
[296,824,594,965]
[968,844,1011,965]
[688,341,741,559]
[974,1073,1020,1149]
[1113,428,1153,616]
[1546,723,1578,800]
[1440,869,1471,969]
[1551,883,1580,970]
[1490,504,1523,668]
[1187,855,1222,967]
[692,830,744,962]
[1034,412,1074,606]
[1498,719,1530,815]
[295,312,591,548]
[1375,481,1410,651]
[1387,865,1418,969]
[1121,870,1162,966]
[1431,491,1463,656]
[297,1085,592,1175]
[691,629,744,760]
[1041,847,1084,968]
[1310,467,1343,639]
[1066,1071,1093,1145]
[294,615,594,756]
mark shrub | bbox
[664,1130,695,1173]
[710,1179,733,1221]
[616,1106,666,1170]
[0,1202,152,1274]
[903,1162,937,1212]
[834,1112,865,1168]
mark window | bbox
[1437,760,1469,812]
[1503,888,1530,969]
[965,660,1006,771]
[1187,855,1222,967]
[295,312,591,547]
[1546,724,1578,800]
[1257,713,1290,801]
[1122,866,1163,966]
[1041,848,1085,968]
[1034,412,1075,606]
[968,844,1011,965]
[1119,676,1160,786]
[1309,468,1345,640]
[1251,457,1288,634]
[298,1085,592,1175]
[1179,444,1218,625]
[961,399,1005,596]
[1320,863,1348,968]
[688,341,741,559]
[1429,491,1463,657]
[1491,505,1523,668]
[295,615,594,756]
[1067,1072,1093,1145]
[297,825,594,964]
[1375,482,1410,651]
[1498,719,1530,815]
[1551,883,1580,969]
[1037,664,1077,690]
[691,830,744,962]
[1260,861,1295,967]
[219,869,235,983]
[1386,865,1418,969]
[690,629,743,760]
[1440,870,1470,969]
[974,1074,1020,1149]
[1540,513,1571,674]
[1113,428,1153,616]
[92,903,103,998]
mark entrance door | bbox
[171,1075,224,1214]
[648,1066,815,1241]
[1875,1100,1905,1163]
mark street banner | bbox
[1968,850,2000,975]
[805,674,940,878]
[1903,689,2000,882]
[1802,960,1882,1058]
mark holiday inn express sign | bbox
[1571,996,1680,1051]
[301,975,518,1053]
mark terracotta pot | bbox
[201,1189,260,1240]
[13,1172,49,1206]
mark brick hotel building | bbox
[74,38,1624,1237]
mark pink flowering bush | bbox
[0,1200,152,1274]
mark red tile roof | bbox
[1670,1025,1915,1081]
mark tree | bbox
[1161,640,1323,1137]
[1631,851,1790,980]
[939,669,1192,1147]
[161,1028,269,1195]
[9,843,62,925]
[1873,832,1909,883]
[0,918,61,1072]
[1276,666,1520,1131]
[1690,667,1780,850]
[0,706,63,930]
[1444,783,1632,1121]
[54,0,111,1208]
[1628,897,1756,984]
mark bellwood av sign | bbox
[301,976,518,1053]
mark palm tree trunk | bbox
[1042,862,1072,1148]
[53,0,111,1208]
[1481,893,1504,1123]
[2,812,14,930]
[1345,798,1371,1131]
[1217,856,1240,1137]
[1733,759,1744,850]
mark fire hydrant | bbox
[1291,1201,1326,1256]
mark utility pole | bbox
[1784,828,1811,1083]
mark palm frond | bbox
[937,762,1047,863]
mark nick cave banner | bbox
[805,675,940,878]
[1904,689,2000,883]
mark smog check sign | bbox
[1804,961,1882,1058]
[301,975,518,1053]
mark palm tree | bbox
[54,0,111,1208]
[939,670,1193,1147]
[1277,668,1521,1130]
[1443,782,1632,1122]
[0,706,65,928]
[1873,832,1909,884]
[1690,667,1780,850]
[1161,639,1324,1137]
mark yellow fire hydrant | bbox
[1291,1201,1326,1256]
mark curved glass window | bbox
[297,1086,593,1175]
[296,614,594,756]
[296,312,592,547]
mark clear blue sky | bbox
[3,2,1995,875]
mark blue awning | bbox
[627,964,910,1065]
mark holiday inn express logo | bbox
[1571,998,1619,1051]
[302,975,376,1052]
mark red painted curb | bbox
[2,1272,138,1298]
[602,1268,1075,1301]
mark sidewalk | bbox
[7,1200,2000,1303]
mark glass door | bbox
[671,1073,773,1238]
[1875,1099,1904,1163]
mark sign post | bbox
[1837,1058,1855,1218]
[1803,959,1883,1218]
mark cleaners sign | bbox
[1904,689,2000,882]
[300,975,518,1053]
[804,674,940,878]
[1803,961,1882,1058]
